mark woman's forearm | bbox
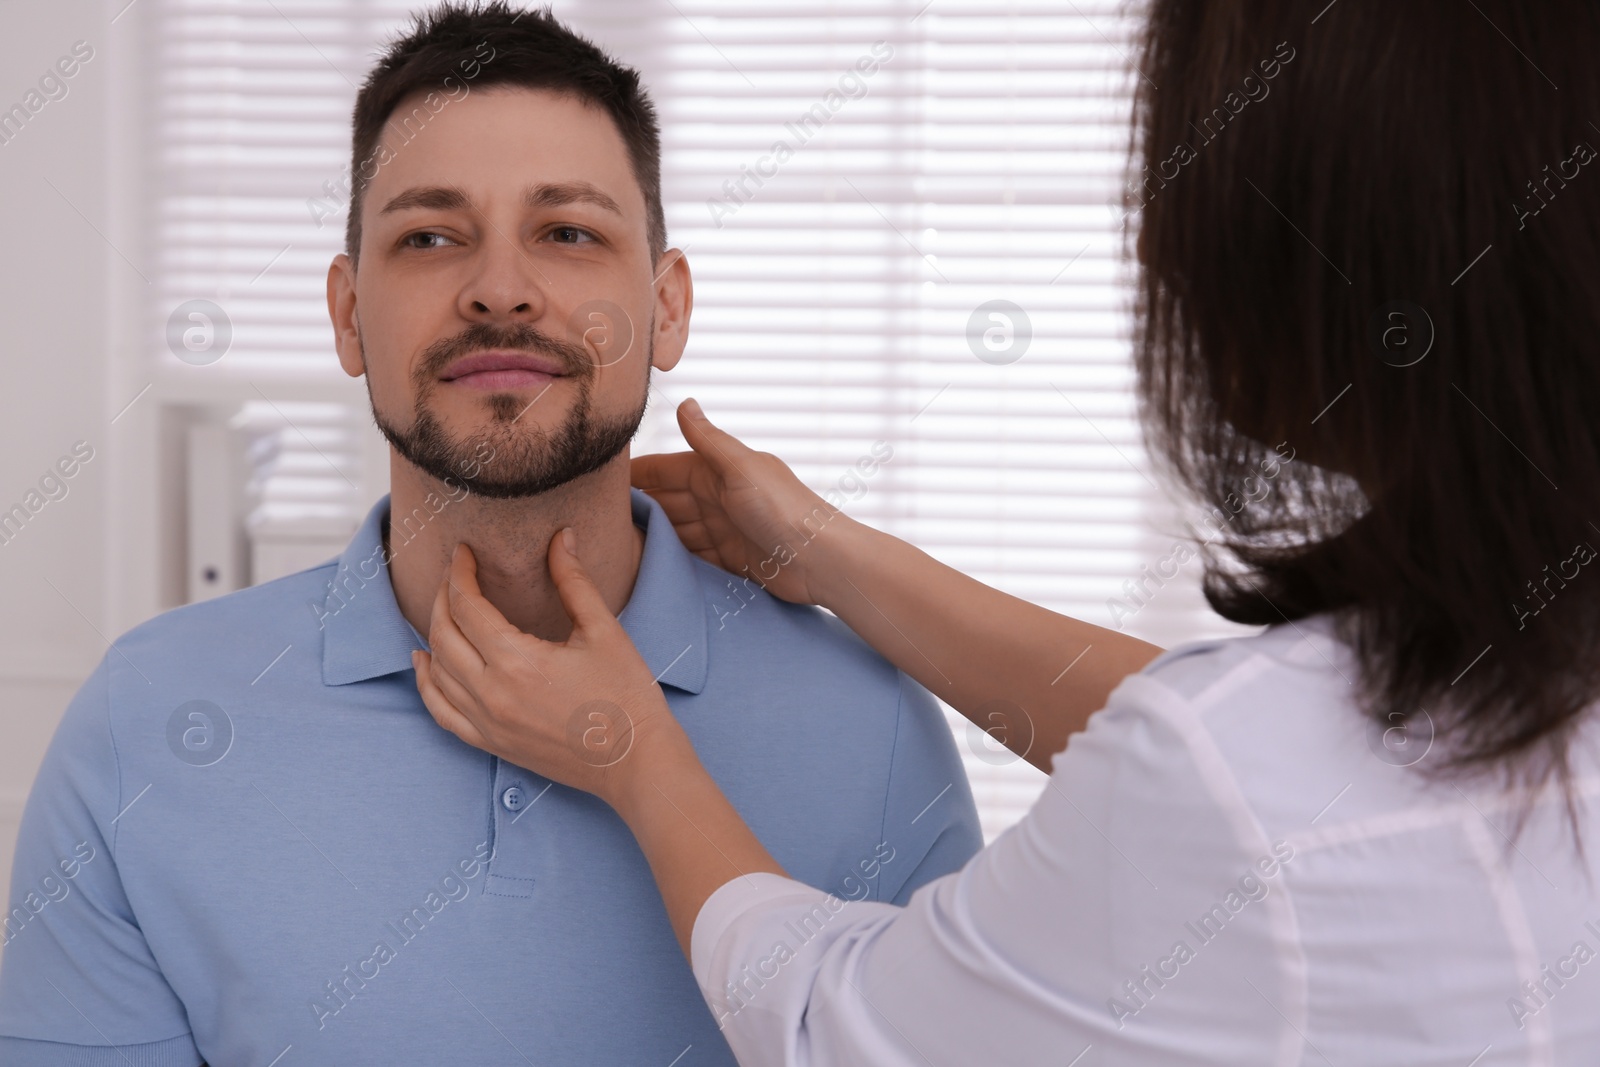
[809,518,1166,773]
[608,732,787,958]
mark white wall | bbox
[0,0,133,952]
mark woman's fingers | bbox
[413,650,489,749]
[675,398,760,491]
[630,449,696,495]
[445,544,521,660]
[664,517,716,556]
[546,527,617,642]
[634,482,703,519]
[430,559,487,676]
[424,650,481,719]
[636,486,709,539]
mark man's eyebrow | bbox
[524,181,623,216]
[378,185,470,216]
[376,182,624,218]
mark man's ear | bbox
[648,248,693,373]
[327,253,365,378]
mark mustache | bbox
[415,321,594,384]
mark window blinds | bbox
[148,0,1256,842]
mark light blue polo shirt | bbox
[0,488,982,1066]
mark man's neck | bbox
[384,451,647,643]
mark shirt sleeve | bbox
[0,655,203,1066]
[689,672,1302,1067]
[874,673,984,906]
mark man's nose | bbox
[459,233,551,322]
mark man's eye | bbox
[401,231,457,250]
[548,226,597,245]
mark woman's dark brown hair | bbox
[1129,0,1600,806]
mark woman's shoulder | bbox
[1069,611,1390,833]
[1133,612,1349,708]
[1062,615,1348,782]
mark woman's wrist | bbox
[601,712,706,823]
[599,701,788,956]
[805,512,878,611]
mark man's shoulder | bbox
[49,562,345,767]
[111,558,341,667]
[682,553,902,688]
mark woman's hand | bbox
[631,398,855,607]
[411,529,692,810]
[413,525,788,958]
[635,401,1166,776]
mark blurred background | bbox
[0,0,1257,929]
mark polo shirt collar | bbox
[319,489,708,695]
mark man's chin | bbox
[433,389,571,429]
[374,408,643,502]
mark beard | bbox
[366,318,650,500]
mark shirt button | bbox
[501,786,526,812]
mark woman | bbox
[412,0,1600,1062]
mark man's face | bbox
[327,86,687,498]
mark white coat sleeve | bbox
[689,672,1303,1067]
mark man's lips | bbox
[440,350,569,390]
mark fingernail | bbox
[682,397,704,420]
[561,526,577,554]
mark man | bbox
[0,4,982,1064]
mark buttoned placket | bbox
[483,755,551,899]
